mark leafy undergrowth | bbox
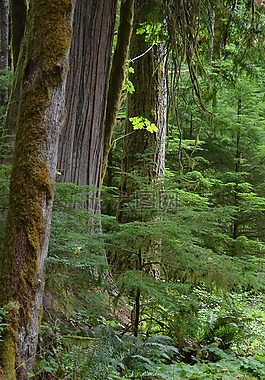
[34,323,265,380]
[145,351,265,380]
[32,181,265,379]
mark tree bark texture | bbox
[57,0,118,212]
[0,0,75,378]
[102,0,135,182]
[0,0,9,104]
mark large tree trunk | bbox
[0,1,75,378]
[57,0,118,213]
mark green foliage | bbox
[124,61,135,94]
[129,116,158,133]
[46,183,110,321]
[136,22,168,44]
[1,1,265,379]
[0,69,13,159]
[27,358,59,378]
[0,128,13,160]
[0,165,10,253]
[38,296,265,380]
[38,325,179,379]
[0,307,7,341]
[0,69,13,90]
[42,180,265,379]
[147,353,265,380]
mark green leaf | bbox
[27,373,36,378]
[129,116,158,133]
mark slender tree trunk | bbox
[0,0,9,105]
[208,0,215,60]
[0,1,75,378]
[102,0,135,181]
[116,0,167,333]
[211,1,236,60]
[3,0,28,157]
[232,97,242,241]
[10,0,27,70]
[57,0,118,213]
[119,1,167,221]
[133,287,141,336]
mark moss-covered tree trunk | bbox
[101,0,135,181]
[57,0,118,213]
[0,0,75,378]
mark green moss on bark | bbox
[1,0,73,305]
[1,330,16,380]
[0,303,19,380]
[2,84,53,316]
[30,0,72,84]
[102,0,134,181]
[0,0,74,377]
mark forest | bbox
[1,0,265,379]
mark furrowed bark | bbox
[57,0,118,213]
